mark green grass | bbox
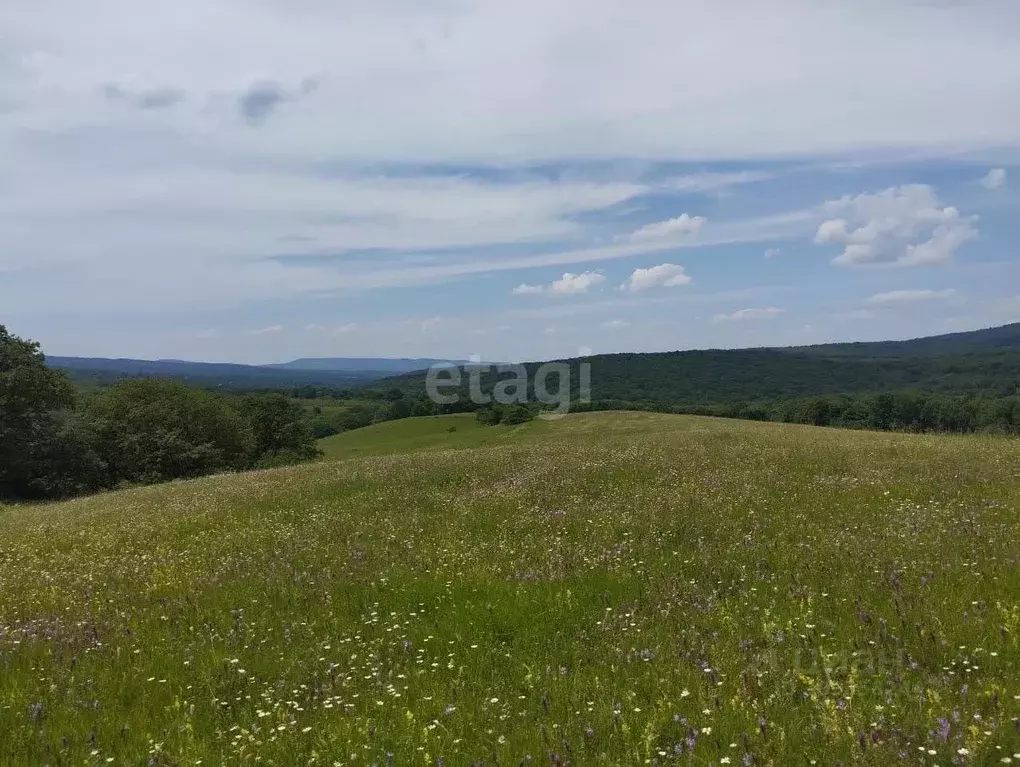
[316,413,551,459]
[1,412,1019,765]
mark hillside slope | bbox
[2,412,1018,763]
[376,346,1020,405]
[783,321,1020,357]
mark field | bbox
[1,412,1019,765]
[316,413,552,460]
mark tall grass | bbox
[1,412,1018,764]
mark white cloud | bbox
[511,271,606,296]
[813,185,978,268]
[511,283,545,296]
[620,263,692,292]
[3,0,1019,359]
[577,346,594,357]
[600,318,630,329]
[764,247,781,259]
[865,289,956,305]
[628,214,706,243]
[6,1,1017,164]
[713,307,785,322]
[549,271,606,295]
[980,168,1007,190]
[247,325,283,335]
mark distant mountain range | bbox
[48,323,1020,394]
[265,357,471,373]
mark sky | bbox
[2,1,1020,364]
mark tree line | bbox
[1,327,319,501]
[575,392,1020,434]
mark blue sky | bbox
[2,1,1019,364]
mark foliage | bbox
[233,393,319,465]
[0,326,76,499]
[1,327,328,500]
[378,347,1020,407]
[80,379,256,485]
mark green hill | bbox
[376,347,1020,407]
[316,412,552,459]
[2,412,1018,763]
[783,322,1020,358]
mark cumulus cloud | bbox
[550,271,606,295]
[515,272,606,296]
[620,263,692,292]
[713,307,785,322]
[980,168,1007,190]
[865,289,956,305]
[628,214,706,243]
[511,283,545,296]
[813,185,978,268]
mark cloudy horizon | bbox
[2,1,1019,364]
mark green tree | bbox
[234,393,319,464]
[82,379,255,485]
[0,326,76,499]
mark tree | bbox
[234,393,319,464]
[82,379,255,485]
[0,326,75,499]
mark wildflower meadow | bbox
[1,412,1018,765]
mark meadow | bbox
[1,412,1018,765]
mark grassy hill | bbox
[2,413,1019,763]
[317,413,553,459]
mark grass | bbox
[316,413,551,459]
[1,412,1019,765]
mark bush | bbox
[500,404,535,425]
[476,406,502,425]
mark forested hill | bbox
[780,322,1020,358]
[373,323,1020,406]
